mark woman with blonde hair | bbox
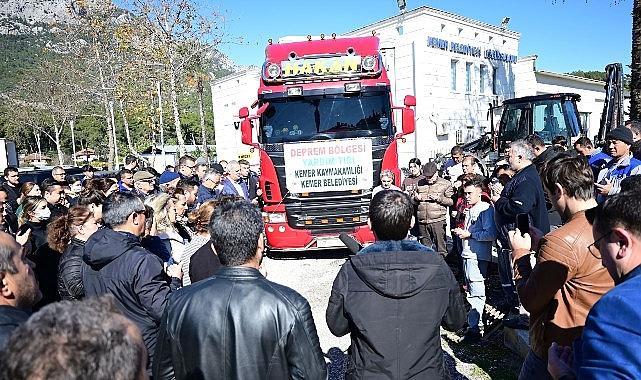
[144,193,187,264]
[181,200,217,286]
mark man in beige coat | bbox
[414,162,454,256]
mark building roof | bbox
[346,5,520,39]
[23,153,51,161]
[536,70,606,86]
[141,145,216,155]
[211,67,261,86]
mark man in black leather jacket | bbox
[326,190,465,379]
[153,200,327,380]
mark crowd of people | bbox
[0,121,640,379]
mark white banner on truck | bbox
[284,139,373,193]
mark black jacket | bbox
[326,241,466,380]
[632,140,641,160]
[494,164,550,246]
[22,220,60,310]
[188,242,222,283]
[82,228,178,369]
[47,203,68,221]
[0,182,19,212]
[153,266,327,380]
[0,306,30,350]
[57,238,86,301]
[22,220,48,257]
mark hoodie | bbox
[326,241,465,379]
[82,228,178,371]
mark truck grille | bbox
[264,137,390,232]
[285,192,370,230]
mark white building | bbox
[344,6,519,165]
[212,6,612,164]
[210,68,261,165]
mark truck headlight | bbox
[362,56,376,71]
[266,63,281,78]
[265,213,287,224]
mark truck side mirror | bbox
[402,107,415,135]
[404,95,416,107]
[240,119,253,145]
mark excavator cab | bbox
[496,93,582,152]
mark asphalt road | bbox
[262,249,351,354]
[261,249,521,380]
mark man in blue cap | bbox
[159,171,180,192]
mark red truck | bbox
[238,35,416,253]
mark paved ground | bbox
[262,251,522,380]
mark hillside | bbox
[0,0,238,159]
[0,0,238,92]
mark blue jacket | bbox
[587,148,611,179]
[461,202,497,261]
[196,184,219,204]
[576,265,641,379]
[596,154,641,203]
[220,178,249,199]
[494,164,550,246]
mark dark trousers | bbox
[499,248,520,308]
[419,221,447,257]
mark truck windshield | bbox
[260,92,393,144]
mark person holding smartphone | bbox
[508,155,613,380]
[452,178,497,343]
[595,127,641,203]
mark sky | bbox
[208,0,632,74]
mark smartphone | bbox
[17,223,30,236]
[516,213,529,236]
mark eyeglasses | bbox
[587,231,612,260]
[134,208,152,219]
[53,172,66,176]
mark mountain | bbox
[0,0,77,35]
[0,0,238,91]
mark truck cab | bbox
[238,35,416,253]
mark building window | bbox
[451,60,458,92]
[465,62,472,93]
[455,129,463,144]
[579,112,590,132]
[480,65,487,94]
[492,67,498,95]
